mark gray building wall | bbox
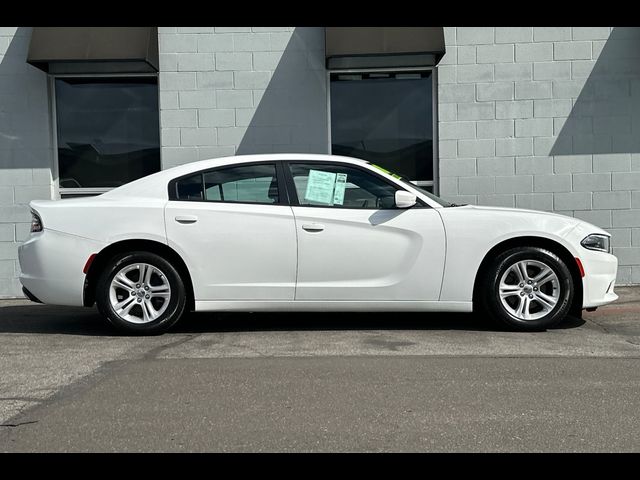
[0,26,638,297]
[157,27,328,169]
[0,27,53,297]
[438,27,640,285]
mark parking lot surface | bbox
[1,287,639,452]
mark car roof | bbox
[173,153,370,170]
[101,154,372,199]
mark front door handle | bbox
[302,223,325,232]
[175,215,198,224]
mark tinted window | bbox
[175,174,203,201]
[173,164,279,204]
[55,77,160,189]
[204,164,279,204]
[330,71,433,182]
[289,163,398,209]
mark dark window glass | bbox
[330,71,433,181]
[175,174,203,201]
[203,164,279,204]
[289,163,398,209]
[55,77,160,189]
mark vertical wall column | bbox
[0,27,54,297]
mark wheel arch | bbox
[83,239,195,311]
[472,236,583,318]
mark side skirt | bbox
[194,300,473,313]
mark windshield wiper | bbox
[446,203,467,207]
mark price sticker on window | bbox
[304,170,348,206]
[304,169,337,205]
[332,173,347,205]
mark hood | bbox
[457,204,578,221]
[445,204,609,239]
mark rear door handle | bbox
[302,223,325,232]
[175,215,198,224]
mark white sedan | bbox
[19,154,618,334]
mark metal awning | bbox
[325,27,446,69]
[27,27,159,74]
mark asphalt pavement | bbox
[0,286,639,452]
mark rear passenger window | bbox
[203,164,279,204]
[172,164,280,204]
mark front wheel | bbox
[95,251,187,335]
[480,247,574,331]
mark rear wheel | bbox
[96,251,186,335]
[480,247,573,331]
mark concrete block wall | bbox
[157,27,328,169]
[438,27,640,284]
[1,26,640,296]
[0,27,54,297]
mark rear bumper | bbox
[18,229,105,307]
[22,286,43,304]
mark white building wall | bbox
[438,27,640,284]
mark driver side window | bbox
[288,163,398,209]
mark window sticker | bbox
[371,163,402,179]
[333,173,347,205]
[371,163,391,175]
[304,169,337,205]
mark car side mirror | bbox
[395,190,417,209]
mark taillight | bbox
[30,210,43,233]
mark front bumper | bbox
[580,249,618,308]
[563,221,619,309]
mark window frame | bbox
[282,160,429,210]
[167,161,289,207]
[49,72,161,199]
[326,66,439,195]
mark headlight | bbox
[30,210,43,233]
[581,234,610,253]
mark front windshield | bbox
[367,163,453,207]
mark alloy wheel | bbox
[498,259,560,321]
[108,263,171,324]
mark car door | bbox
[285,161,446,301]
[165,162,297,301]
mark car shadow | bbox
[0,302,586,336]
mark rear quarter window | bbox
[174,174,203,201]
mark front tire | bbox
[95,251,187,335]
[480,247,574,331]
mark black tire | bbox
[95,251,187,335]
[479,247,573,331]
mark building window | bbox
[329,70,436,192]
[54,76,160,194]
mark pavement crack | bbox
[584,318,611,334]
[143,333,202,360]
[0,420,38,428]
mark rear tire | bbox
[95,251,187,335]
[479,247,573,331]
